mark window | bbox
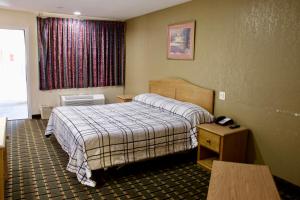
[37,17,125,90]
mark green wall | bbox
[125,0,300,186]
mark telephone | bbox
[215,116,234,126]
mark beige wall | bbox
[0,8,123,115]
[125,0,300,185]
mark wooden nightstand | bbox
[197,123,248,170]
[116,95,134,103]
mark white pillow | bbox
[133,93,214,126]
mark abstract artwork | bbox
[167,21,195,60]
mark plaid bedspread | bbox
[46,96,213,187]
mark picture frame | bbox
[167,21,195,60]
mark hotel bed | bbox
[45,79,215,187]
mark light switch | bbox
[219,91,225,101]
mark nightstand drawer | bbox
[199,129,220,153]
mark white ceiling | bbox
[0,0,191,20]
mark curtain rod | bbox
[37,12,123,22]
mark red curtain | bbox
[37,17,125,90]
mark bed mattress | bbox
[46,93,213,186]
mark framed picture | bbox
[167,21,195,60]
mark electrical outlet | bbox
[219,91,225,101]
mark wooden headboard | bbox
[149,78,214,114]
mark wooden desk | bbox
[0,118,7,200]
[207,161,280,200]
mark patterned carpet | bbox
[5,120,210,200]
[4,119,300,200]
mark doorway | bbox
[0,29,28,120]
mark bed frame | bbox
[149,78,214,114]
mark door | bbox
[0,29,28,120]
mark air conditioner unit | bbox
[60,94,105,106]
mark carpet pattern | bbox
[5,119,210,200]
[4,119,300,200]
